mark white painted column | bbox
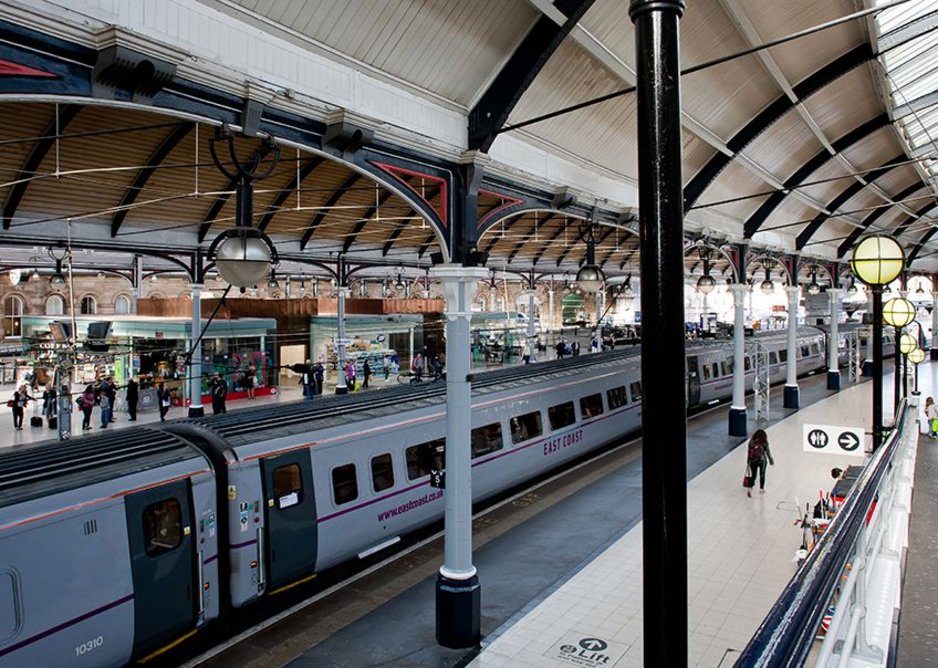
[728,284,747,436]
[827,288,841,390]
[335,285,348,394]
[526,289,537,362]
[548,289,555,335]
[189,283,204,417]
[784,286,800,409]
[932,292,938,360]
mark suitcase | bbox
[47,416,57,429]
[30,416,43,428]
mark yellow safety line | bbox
[268,572,318,596]
[135,627,199,664]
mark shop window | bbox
[510,411,543,444]
[143,498,182,557]
[580,393,604,419]
[0,572,18,640]
[2,295,24,338]
[331,464,358,505]
[371,453,395,492]
[629,381,643,402]
[115,294,131,314]
[272,463,303,509]
[45,294,64,316]
[548,401,576,430]
[607,386,627,409]
[80,296,96,315]
[471,423,503,458]
[405,438,445,480]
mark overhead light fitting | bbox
[847,278,858,295]
[575,224,605,293]
[760,266,774,295]
[49,259,66,286]
[267,267,280,289]
[695,246,715,295]
[806,271,821,295]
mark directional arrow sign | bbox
[804,423,866,457]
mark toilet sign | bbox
[803,423,866,457]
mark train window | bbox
[607,386,627,409]
[770,352,779,365]
[548,402,576,429]
[629,381,643,402]
[332,464,359,505]
[471,423,503,458]
[142,498,182,557]
[721,357,734,376]
[371,454,395,492]
[580,394,604,419]
[744,356,752,371]
[800,345,809,358]
[778,349,787,363]
[406,439,445,480]
[273,464,303,509]
[510,411,543,444]
[710,363,719,378]
[0,572,18,640]
[701,364,711,381]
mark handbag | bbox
[742,475,753,488]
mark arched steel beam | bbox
[907,207,938,265]
[468,0,596,152]
[555,224,610,268]
[532,217,575,266]
[342,189,396,254]
[795,153,906,250]
[299,172,363,250]
[257,157,326,232]
[598,229,636,268]
[507,212,559,265]
[743,113,888,238]
[836,182,924,258]
[382,184,440,256]
[890,194,936,239]
[2,104,82,229]
[111,122,194,237]
[683,44,872,211]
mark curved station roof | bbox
[0,0,934,284]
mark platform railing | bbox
[735,399,915,667]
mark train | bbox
[0,325,890,667]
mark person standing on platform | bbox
[925,396,938,439]
[210,372,228,414]
[412,353,424,382]
[157,383,171,422]
[78,384,95,430]
[745,429,774,497]
[556,339,566,359]
[9,384,32,430]
[125,377,138,421]
[383,356,391,383]
[41,383,56,426]
[345,360,357,391]
[244,365,256,400]
[572,340,580,356]
[301,360,315,400]
[97,388,111,429]
[362,360,372,389]
[314,362,324,395]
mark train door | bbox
[124,479,197,656]
[686,356,701,406]
[260,449,318,591]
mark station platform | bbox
[270,365,917,668]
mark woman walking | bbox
[745,429,774,497]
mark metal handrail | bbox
[734,401,910,667]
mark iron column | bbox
[335,282,349,394]
[630,0,687,664]
[784,286,800,409]
[932,289,938,360]
[872,286,884,449]
[188,282,204,417]
[827,288,841,390]
[728,284,747,436]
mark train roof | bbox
[179,348,642,449]
[0,428,207,508]
[685,326,824,351]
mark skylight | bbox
[874,0,938,194]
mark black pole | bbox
[873,286,883,450]
[630,1,687,665]
[894,326,902,411]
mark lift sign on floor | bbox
[803,423,865,457]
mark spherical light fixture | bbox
[575,225,605,293]
[882,297,915,328]
[850,234,905,287]
[212,227,274,288]
[759,272,774,295]
[49,259,66,286]
[267,267,280,290]
[846,279,858,295]
[696,274,716,294]
[899,332,918,355]
[908,347,926,365]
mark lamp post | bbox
[850,235,906,450]
[883,297,915,411]
[908,346,925,399]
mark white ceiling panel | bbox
[739,111,823,180]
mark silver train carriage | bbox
[0,331,832,665]
[0,430,220,668]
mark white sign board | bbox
[803,423,866,457]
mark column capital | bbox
[728,283,748,301]
[336,285,350,296]
[190,283,203,291]
[786,285,801,303]
[430,264,490,284]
